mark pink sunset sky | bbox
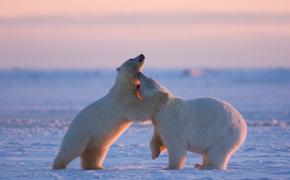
[0,0,290,69]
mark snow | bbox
[0,69,290,179]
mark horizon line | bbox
[1,12,290,26]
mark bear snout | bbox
[138,54,145,62]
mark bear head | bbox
[116,54,145,88]
[138,72,171,98]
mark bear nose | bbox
[139,54,145,59]
[138,54,145,62]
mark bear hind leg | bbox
[201,141,235,170]
[204,149,231,170]
[53,137,89,170]
[53,154,70,170]
[53,149,82,170]
[81,147,108,170]
[202,128,243,170]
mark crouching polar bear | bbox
[139,73,247,170]
[53,54,169,170]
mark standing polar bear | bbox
[53,55,169,170]
[139,73,247,170]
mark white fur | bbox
[139,73,247,170]
[52,55,169,170]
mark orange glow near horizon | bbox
[1,0,290,16]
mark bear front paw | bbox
[151,147,161,160]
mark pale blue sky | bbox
[0,0,289,69]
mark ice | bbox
[0,68,290,179]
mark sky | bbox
[0,0,290,69]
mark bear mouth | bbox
[136,54,145,71]
[137,61,144,72]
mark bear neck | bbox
[109,80,135,95]
[109,73,136,96]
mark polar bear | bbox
[52,54,169,170]
[139,73,247,170]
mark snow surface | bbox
[0,69,290,179]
